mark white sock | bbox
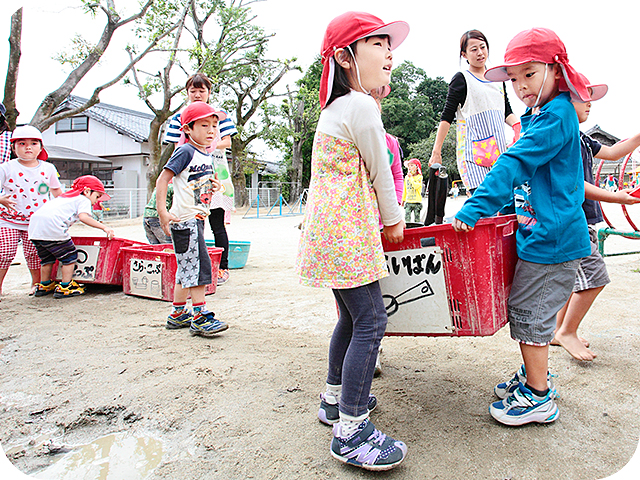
[323,383,341,405]
[337,412,369,439]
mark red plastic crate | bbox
[120,244,223,301]
[51,236,146,285]
[380,215,518,336]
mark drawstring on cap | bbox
[319,11,409,109]
[485,28,590,103]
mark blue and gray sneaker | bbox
[189,311,228,337]
[166,309,193,329]
[331,419,407,471]
[494,364,557,399]
[490,382,559,426]
[318,393,377,425]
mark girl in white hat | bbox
[0,125,62,298]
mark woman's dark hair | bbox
[460,30,489,57]
[185,73,212,93]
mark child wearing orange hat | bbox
[453,28,591,426]
[0,125,62,298]
[28,175,114,298]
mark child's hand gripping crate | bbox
[120,244,223,301]
[51,236,146,285]
[380,215,518,336]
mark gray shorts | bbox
[170,218,212,288]
[574,227,610,292]
[508,258,580,346]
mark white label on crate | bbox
[379,246,452,334]
[129,259,163,299]
[55,245,100,282]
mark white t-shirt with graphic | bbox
[163,143,216,222]
[28,195,92,241]
[0,159,61,230]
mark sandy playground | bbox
[1,196,639,480]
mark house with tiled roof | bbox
[41,95,154,190]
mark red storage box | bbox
[51,236,146,285]
[120,244,223,301]
[380,215,518,337]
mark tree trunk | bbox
[290,140,303,200]
[146,117,174,198]
[3,8,22,130]
[231,140,248,207]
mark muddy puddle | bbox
[32,432,162,479]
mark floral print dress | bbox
[296,131,388,289]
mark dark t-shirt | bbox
[580,132,603,224]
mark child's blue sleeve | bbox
[164,145,193,176]
[456,109,568,227]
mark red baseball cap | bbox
[319,12,409,109]
[180,101,226,128]
[61,175,111,202]
[577,73,608,102]
[11,125,49,160]
[485,28,590,102]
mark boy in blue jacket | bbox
[453,28,591,426]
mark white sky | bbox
[1,0,640,142]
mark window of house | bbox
[55,116,89,133]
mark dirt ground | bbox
[1,197,639,480]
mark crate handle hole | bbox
[420,237,436,247]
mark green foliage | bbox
[382,61,448,153]
[53,34,98,69]
[407,126,459,181]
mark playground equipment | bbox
[243,182,307,219]
[595,153,640,256]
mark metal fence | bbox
[101,188,148,220]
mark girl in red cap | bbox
[453,28,592,426]
[0,125,62,299]
[296,11,409,470]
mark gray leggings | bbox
[327,281,388,417]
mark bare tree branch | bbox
[3,8,22,130]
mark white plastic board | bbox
[379,246,452,334]
[129,258,164,299]
[55,245,100,282]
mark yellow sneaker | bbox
[53,281,85,299]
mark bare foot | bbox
[29,284,37,296]
[554,332,597,361]
[551,335,589,347]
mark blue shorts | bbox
[508,258,580,346]
[170,218,211,288]
[31,239,78,266]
